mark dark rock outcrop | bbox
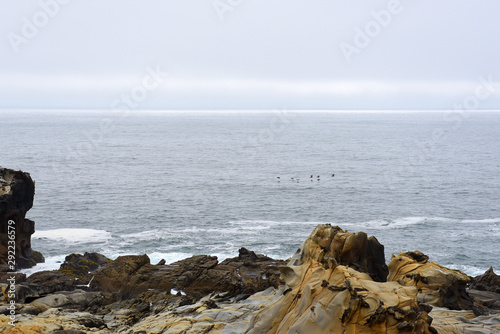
[470,267,500,293]
[175,248,286,299]
[79,249,285,301]
[0,167,43,270]
[27,270,78,293]
[83,255,173,301]
[467,268,500,314]
[59,252,110,278]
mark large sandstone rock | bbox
[123,288,278,334]
[287,224,388,282]
[388,251,474,310]
[0,308,111,333]
[429,307,500,334]
[244,224,435,334]
[0,168,43,270]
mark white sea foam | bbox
[462,218,500,224]
[20,255,66,277]
[228,220,325,227]
[33,229,112,243]
[446,264,491,277]
[146,252,195,265]
[120,230,165,241]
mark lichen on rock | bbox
[59,252,110,278]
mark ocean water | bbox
[1,110,499,277]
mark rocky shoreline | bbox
[1,167,500,333]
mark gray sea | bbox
[1,110,499,277]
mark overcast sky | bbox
[1,1,500,110]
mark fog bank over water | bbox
[1,1,500,110]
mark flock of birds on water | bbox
[277,174,335,183]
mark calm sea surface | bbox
[1,110,499,276]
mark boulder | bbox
[2,283,51,304]
[80,250,284,302]
[59,252,110,278]
[244,224,435,333]
[468,268,500,314]
[388,250,473,310]
[287,224,388,282]
[29,290,103,311]
[26,270,77,292]
[0,168,43,269]
[468,289,500,314]
[178,248,286,299]
[84,254,172,301]
[165,254,219,292]
[470,267,500,293]
[2,271,79,305]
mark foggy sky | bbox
[1,0,500,110]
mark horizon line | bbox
[1,107,500,113]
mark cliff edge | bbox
[0,167,43,270]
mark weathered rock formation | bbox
[83,254,173,301]
[429,306,500,334]
[289,224,389,282]
[470,267,500,293]
[59,252,111,278]
[244,224,435,333]
[74,248,286,302]
[388,250,474,310]
[166,248,286,299]
[468,267,500,315]
[0,167,43,270]
[1,223,499,333]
